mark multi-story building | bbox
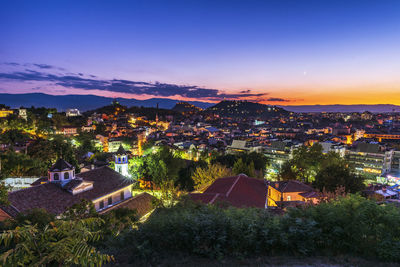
[264,140,301,170]
[346,142,393,177]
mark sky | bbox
[1,0,400,105]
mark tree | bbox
[232,158,256,177]
[278,144,324,183]
[192,163,231,191]
[0,218,113,266]
[314,161,365,193]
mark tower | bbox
[48,159,75,183]
[114,144,129,177]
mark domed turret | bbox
[48,159,75,182]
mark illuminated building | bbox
[346,142,393,177]
[264,140,301,170]
[114,145,129,177]
[267,180,318,207]
[0,159,137,221]
[0,108,13,118]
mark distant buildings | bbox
[66,108,81,117]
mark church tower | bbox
[114,145,129,177]
[48,159,75,183]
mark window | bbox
[54,173,59,180]
[99,200,104,209]
[64,172,69,180]
[120,191,125,201]
[108,197,112,206]
[287,195,291,201]
[118,157,121,163]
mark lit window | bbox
[287,196,291,201]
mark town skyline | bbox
[1,0,400,105]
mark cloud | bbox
[266,97,291,102]
[0,64,267,101]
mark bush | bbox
[119,195,400,263]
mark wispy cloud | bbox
[0,62,267,101]
[266,97,291,102]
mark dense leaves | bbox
[118,195,400,263]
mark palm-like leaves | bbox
[0,217,113,266]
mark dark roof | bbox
[49,159,74,172]
[190,174,267,209]
[115,144,126,155]
[270,180,314,193]
[62,179,83,191]
[356,143,380,153]
[99,192,155,217]
[6,166,134,216]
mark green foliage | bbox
[192,163,231,191]
[279,145,364,192]
[61,199,98,220]
[0,151,45,177]
[232,158,256,177]
[118,195,400,263]
[314,159,365,193]
[0,217,113,266]
[27,136,79,173]
[0,183,9,206]
[212,152,268,177]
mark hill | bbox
[206,100,288,118]
[0,93,214,111]
[172,101,203,113]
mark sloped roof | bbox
[49,159,74,171]
[270,180,314,193]
[115,144,127,155]
[99,192,155,217]
[5,166,134,216]
[190,174,267,209]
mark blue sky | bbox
[1,0,400,104]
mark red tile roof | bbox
[190,174,267,209]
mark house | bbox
[267,180,318,208]
[190,174,267,209]
[226,140,262,154]
[0,159,137,220]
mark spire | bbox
[116,144,126,155]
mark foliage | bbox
[314,159,365,193]
[0,217,113,266]
[192,163,231,192]
[27,136,79,173]
[61,199,97,220]
[279,144,323,183]
[0,183,9,206]
[279,145,364,192]
[118,195,400,263]
[212,152,268,176]
[0,151,45,177]
[232,158,256,177]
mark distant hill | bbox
[0,93,214,111]
[280,104,400,113]
[206,100,288,118]
[172,101,203,113]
